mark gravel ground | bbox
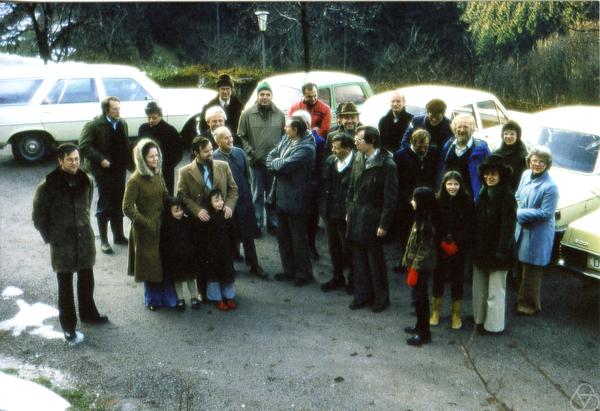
[0,149,598,411]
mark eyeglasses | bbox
[530,159,546,165]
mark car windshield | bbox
[0,79,43,105]
[530,126,600,173]
[270,86,302,114]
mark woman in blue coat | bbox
[515,146,559,315]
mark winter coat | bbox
[138,120,183,174]
[176,159,238,219]
[213,147,260,240]
[437,193,475,249]
[33,168,96,273]
[493,142,528,192]
[201,210,236,284]
[474,182,517,270]
[199,94,244,137]
[290,99,332,138]
[346,149,399,246]
[515,170,559,266]
[79,115,131,176]
[378,108,413,153]
[439,137,491,202]
[403,220,437,272]
[122,139,169,283]
[237,103,286,166]
[401,114,453,150]
[266,133,316,216]
[319,152,354,220]
[393,146,439,204]
[159,211,197,282]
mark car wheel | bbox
[11,133,50,163]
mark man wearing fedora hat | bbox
[199,74,244,139]
[326,102,362,154]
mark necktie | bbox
[203,165,212,189]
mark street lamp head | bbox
[255,10,269,32]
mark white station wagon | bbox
[0,63,215,162]
[360,84,512,149]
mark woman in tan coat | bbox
[123,138,176,310]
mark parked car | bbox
[360,85,512,149]
[0,62,215,162]
[520,106,600,234]
[558,208,600,281]
[243,71,373,124]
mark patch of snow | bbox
[2,286,23,299]
[0,299,58,337]
[0,371,70,411]
[29,325,64,340]
[66,331,84,346]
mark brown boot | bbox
[451,299,463,330]
[429,297,442,326]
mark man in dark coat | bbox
[201,106,243,150]
[378,90,413,153]
[33,144,108,343]
[346,126,398,313]
[393,129,439,263]
[400,98,453,150]
[79,96,131,254]
[319,133,355,293]
[213,126,268,280]
[199,74,243,138]
[138,101,183,195]
[266,114,316,287]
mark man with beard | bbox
[237,82,286,235]
[326,102,362,155]
[289,82,332,139]
[439,114,490,202]
[378,90,413,153]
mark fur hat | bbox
[216,74,234,88]
[478,154,512,184]
[338,102,360,116]
[256,81,272,94]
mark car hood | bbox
[551,168,600,209]
[562,209,600,254]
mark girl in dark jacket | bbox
[159,197,200,311]
[473,154,517,335]
[431,171,475,330]
[402,187,438,346]
[203,188,237,311]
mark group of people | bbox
[32,74,559,347]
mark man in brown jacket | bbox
[177,136,238,302]
[33,143,108,344]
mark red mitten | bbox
[406,267,420,288]
[440,240,459,257]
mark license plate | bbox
[587,255,600,271]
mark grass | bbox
[31,375,114,410]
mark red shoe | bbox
[226,299,237,309]
[215,301,229,311]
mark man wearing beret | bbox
[237,81,286,235]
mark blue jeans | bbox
[207,282,235,301]
[250,163,277,231]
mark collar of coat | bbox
[46,167,90,194]
[357,148,392,170]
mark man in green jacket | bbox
[79,96,131,254]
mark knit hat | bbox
[216,74,234,88]
[256,81,272,94]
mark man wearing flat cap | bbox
[199,74,244,138]
[237,81,286,234]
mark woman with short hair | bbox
[514,145,559,315]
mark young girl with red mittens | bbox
[431,171,475,330]
[402,186,438,346]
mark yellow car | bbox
[558,208,600,280]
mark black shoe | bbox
[321,278,345,292]
[476,325,503,336]
[176,299,186,311]
[349,300,372,310]
[274,273,294,282]
[64,331,77,342]
[371,300,390,313]
[148,305,158,311]
[190,298,200,310]
[294,277,312,287]
[81,315,109,324]
[250,265,269,280]
[406,334,431,346]
[113,235,128,245]
[404,326,418,334]
[101,242,113,254]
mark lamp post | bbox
[255,10,269,72]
